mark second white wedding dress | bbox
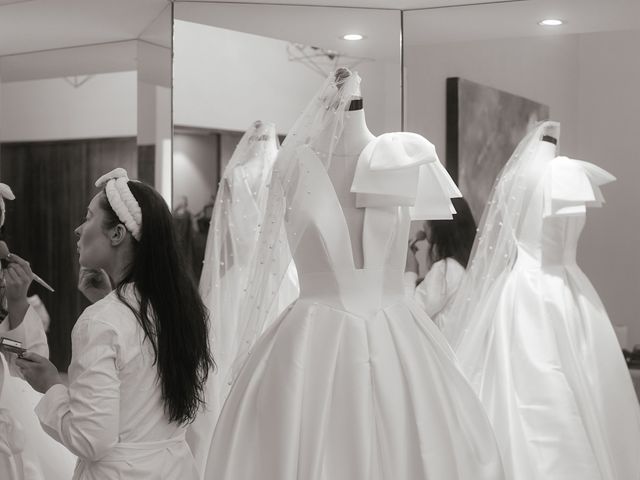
[204,70,505,480]
[444,122,640,480]
[192,121,298,476]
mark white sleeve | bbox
[544,156,615,217]
[35,316,120,461]
[0,305,48,356]
[0,305,49,377]
[413,260,448,317]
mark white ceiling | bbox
[404,0,640,45]
[0,41,138,82]
[0,0,637,80]
[0,0,169,56]
[0,0,171,82]
[1,0,637,57]
[181,0,509,9]
[175,2,400,60]
[0,0,34,5]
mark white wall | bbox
[137,80,172,204]
[173,20,401,137]
[155,85,172,206]
[574,30,640,348]
[405,29,640,347]
[405,34,580,157]
[0,71,137,142]
[138,80,157,145]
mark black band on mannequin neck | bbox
[542,135,557,145]
[348,98,363,111]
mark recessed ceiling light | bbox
[342,34,365,41]
[538,19,564,27]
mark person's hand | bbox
[405,244,419,274]
[4,254,33,303]
[78,267,112,304]
[15,352,62,394]
[2,254,33,328]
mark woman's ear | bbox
[110,224,128,246]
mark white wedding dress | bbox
[447,124,640,480]
[191,121,298,477]
[204,126,505,479]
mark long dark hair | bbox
[426,196,476,268]
[99,181,214,424]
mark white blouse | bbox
[404,257,465,327]
[0,305,48,377]
[35,286,198,480]
[1,303,75,480]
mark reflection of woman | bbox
[0,254,49,377]
[17,168,213,480]
[0,181,49,377]
[405,197,476,328]
[0,180,75,479]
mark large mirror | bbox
[0,0,172,370]
[172,1,402,280]
[403,0,640,352]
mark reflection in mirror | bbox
[404,0,640,347]
[173,2,402,281]
[0,0,172,370]
[404,2,640,478]
[138,4,173,203]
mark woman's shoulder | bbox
[77,287,139,333]
[428,258,450,273]
[443,257,465,271]
[442,258,466,285]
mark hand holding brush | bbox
[0,241,54,292]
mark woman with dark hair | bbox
[405,196,476,327]
[16,168,214,479]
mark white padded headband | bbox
[95,168,142,241]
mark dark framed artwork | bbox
[446,77,550,222]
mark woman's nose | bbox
[74,226,82,237]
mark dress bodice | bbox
[285,134,460,315]
[514,155,614,269]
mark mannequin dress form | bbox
[450,123,640,480]
[203,94,505,480]
[325,100,376,269]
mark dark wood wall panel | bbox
[0,137,137,370]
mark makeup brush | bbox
[0,241,55,292]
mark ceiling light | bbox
[342,34,364,41]
[538,19,564,27]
